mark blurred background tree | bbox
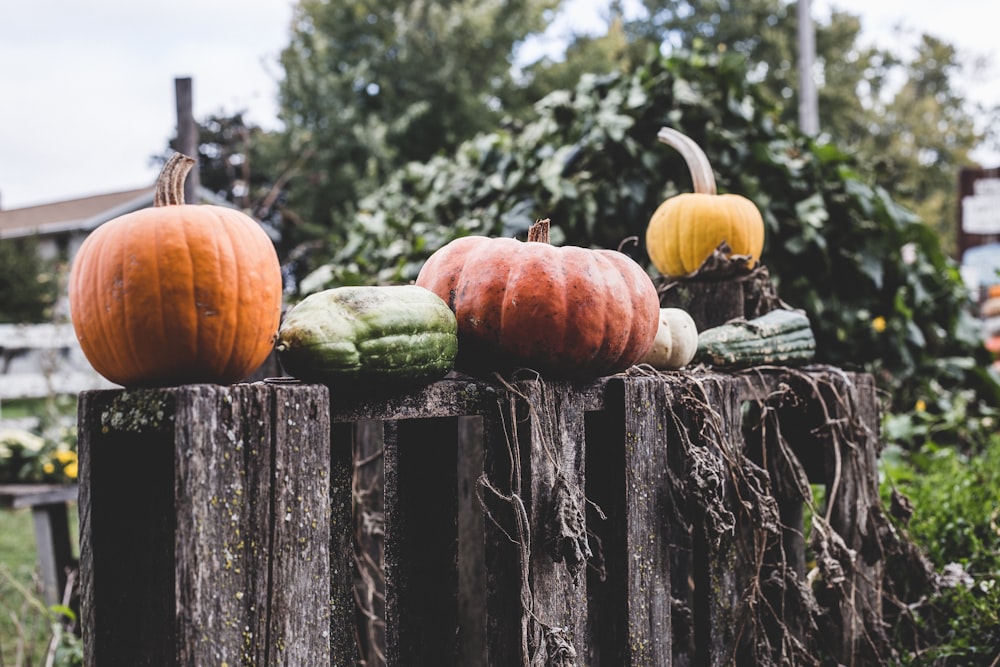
[203,0,993,276]
[273,0,559,280]
[0,237,60,324]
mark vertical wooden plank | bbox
[457,415,487,665]
[79,388,179,667]
[481,399,524,667]
[80,384,339,667]
[173,384,276,666]
[821,372,885,664]
[695,378,752,667]
[663,389,696,667]
[30,502,74,606]
[383,417,461,665]
[329,420,361,665]
[267,385,333,664]
[517,378,590,662]
[619,376,673,666]
[350,419,387,667]
[586,376,676,666]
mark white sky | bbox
[1,0,997,210]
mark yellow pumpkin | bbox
[645,127,765,278]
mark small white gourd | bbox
[639,307,699,370]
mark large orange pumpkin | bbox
[69,153,283,387]
[415,219,659,378]
[645,127,765,278]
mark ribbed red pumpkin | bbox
[415,219,659,378]
[69,153,283,387]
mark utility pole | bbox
[797,0,819,135]
[175,77,200,202]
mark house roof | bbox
[0,185,241,240]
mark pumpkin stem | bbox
[656,127,717,196]
[153,152,197,207]
[527,218,551,244]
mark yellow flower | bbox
[43,461,55,475]
[54,450,77,464]
[872,316,887,333]
[915,399,927,412]
[63,461,79,480]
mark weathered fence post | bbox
[587,376,674,667]
[78,382,354,666]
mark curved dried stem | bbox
[527,218,551,244]
[657,127,717,195]
[153,152,196,207]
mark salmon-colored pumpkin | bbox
[415,219,659,378]
[645,127,765,278]
[69,153,283,387]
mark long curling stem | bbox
[153,152,197,207]
[657,127,717,196]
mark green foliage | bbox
[621,1,989,254]
[276,0,558,250]
[303,46,998,423]
[0,543,82,666]
[0,236,61,324]
[881,436,1000,664]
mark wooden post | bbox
[588,376,674,666]
[657,269,782,332]
[348,420,387,667]
[174,76,200,203]
[456,415,487,666]
[327,378,502,666]
[383,417,462,664]
[78,382,347,666]
[511,378,595,663]
[820,372,886,663]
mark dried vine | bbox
[477,371,598,666]
[626,362,937,664]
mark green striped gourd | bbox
[276,285,458,387]
[695,308,815,368]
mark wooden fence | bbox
[77,365,912,666]
[0,323,113,402]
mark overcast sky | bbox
[1,0,997,211]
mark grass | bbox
[0,505,80,666]
[0,396,77,422]
[880,434,1000,665]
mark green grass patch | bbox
[0,395,77,422]
[881,435,1000,665]
[0,506,81,666]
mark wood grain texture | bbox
[78,369,889,666]
[79,383,340,667]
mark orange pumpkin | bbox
[645,127,765,278]
[415,219,659,378]
[69,153,283,387]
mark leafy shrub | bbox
[305,46,999,430]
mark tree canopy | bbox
[275,0,558,236]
